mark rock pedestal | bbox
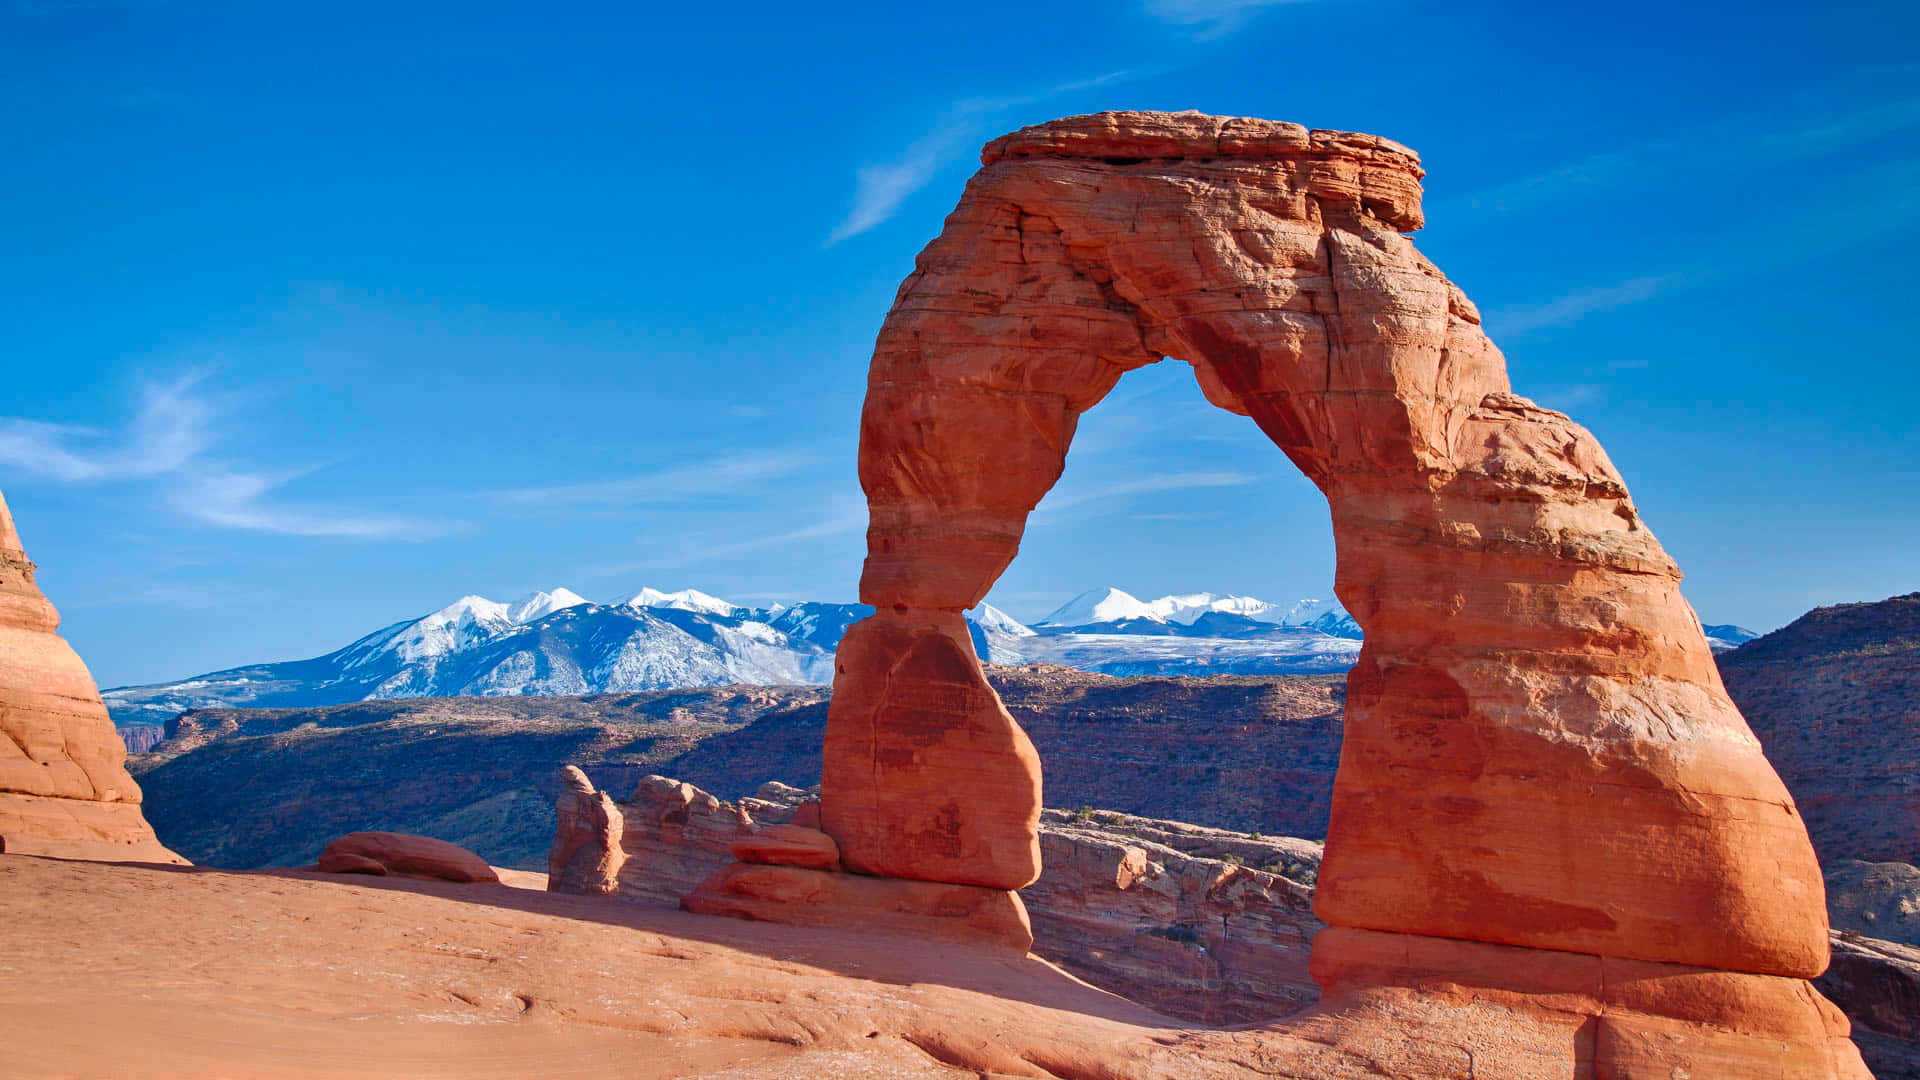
[0,490,182,864]
[800,110,1866,1075]
[547,765,625,895]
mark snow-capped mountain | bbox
[1036,587,1363,638]
[1036,587,1162,627]
[98,582,1743,726]
[606,587,740,617]
[1702,623,1760,653]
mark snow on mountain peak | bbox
[971,602,1037,637]
[614,587,742,617]
[506,588,591,625]
[1036,587,1162,627]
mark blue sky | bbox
[3,0,1916,687]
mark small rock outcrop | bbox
[546,766,624,895]
[1820,932,1920,1078]
[0,490,183,864]
[558,774,1326,1022]
[316,831,499,884]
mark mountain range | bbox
[99,585,1753,725]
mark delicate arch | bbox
[820,111,1827,982]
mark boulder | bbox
[317,832,498,884]
[730,824,839,871]
[315,852,386,876]
[682,862,1032,952]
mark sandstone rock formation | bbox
[553,774,1325,1023]
[730,822,840,870]
[316,831,499,884]
[1027,808,1325,1024]
[0,489,182,864]
[547,766,624,894]
[810,110,1860,1074]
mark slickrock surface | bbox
[1723,591,1920,866]
[0,490,182,864]
[547,766,625,894]
[317,831,500,884]
[0,854,1869,1079]
[820,109,1848,1072]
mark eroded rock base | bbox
[683,862,1035,953]
[1309,927,1870,1078]
[0,791,184,864]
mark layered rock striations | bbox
[0,490,181,864]
[812,110,1860,1075]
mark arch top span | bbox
[826,111,1831,1001]
[981,110,1427,232]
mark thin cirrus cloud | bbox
[0,373,212,482]
[495,448,824,507]
[0,373,446,541]
[598,493,869,574]
[1444,91,1920,219]
[1483,154,1920,340]
[167,467,447,540]
[1034,470,1257,517]
[825,70,1137,246]
[1483,275,1682,337]
[1143,0,1313,39]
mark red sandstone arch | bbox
[807,112,1868,1074]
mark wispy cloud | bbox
[1036,470,1256,515]
[1484,274,1682,336]
[0,373,213,482]
[1,373,448,541]
[169,468,447,540]
[496,449,822,507]
[1144,0,1313,39]
[1447,93,1920,218]
[1485,153,1920,340]
[826,70,1136,246]
[601,495,868,573]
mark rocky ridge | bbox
[1722,591,1920,867]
